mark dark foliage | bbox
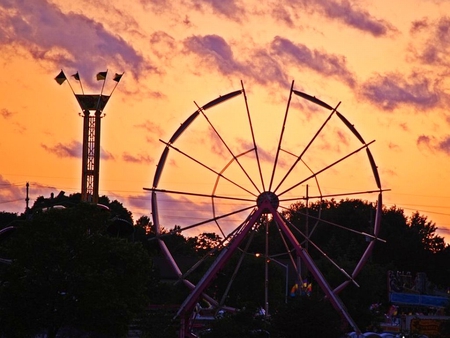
[0,203,152,338]
[270,296,343,338]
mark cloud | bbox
[316,0,393,36]
[399,123,409,132]
[123,192,150,217]
[192,0,242,19]
[41,140,82,158]
[149,31,177,62]
[122,152,153,164]
[135,120,164,136]
[182,34,358,88]
[285,0,393,36]
[1,108,14,119]
[247,49,288,86]
[0,0,152,83]
[417,134,432,146]
[149,192,220,232]
[183,34,289,86]
[388,142,401,151]
[101,149,115,160]
[139,0,173,13]
[270,36,356,87]
[270,6,296,27]
[410,18,429,34]
[417,134,450,155]
[410,16,450,66]
[438,136,450,154]
[361,73,442,111]
[41,140,114,160]
[184,34,242,75]
[0,175,24,209]
[336,130,349,146]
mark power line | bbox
[0,198,23,205]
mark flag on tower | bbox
[72,72,80,81]
[96,71,107,81]
[113,73,123,82]
[54,70,67,85]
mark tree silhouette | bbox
[0,203,152,337]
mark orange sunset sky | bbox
[1,0,450,243]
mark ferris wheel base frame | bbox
[175,198,362,337]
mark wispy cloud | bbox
[0,176,61,215]
[184,34,242,75]
[0,0,152,83]
[0,175,24,207]
[411,16,450,66]
[270,36,356,87]
[41,140,114,160]
[388,142,401,151]
[361,72,442,111]
[135,120,164,136]
[284,0,394,36]
[122,152,153,164]
[315,0,394,36]
[41,140,82,158]
[417,134,450,155]
[269,6,296,27]
[184,34,357,88]
[247,49,288,86]
[184,34,289,86]
[192,0,242,19]
[1,108,14,119]
[149,31,177,63]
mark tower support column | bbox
[77,94,109,203]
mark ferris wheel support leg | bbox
[175,208,264,329]
[179,317,186,338]
[268,204,361,335]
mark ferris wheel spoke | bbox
[219,229,257,309]
[269,81,294,191]
[282,215,360,287]
[288,208,386,243]
[195,102,262,194]
[144,187,256,203]
[274,100,341,194]
[181,224,247,281]
[149,204,256,241]
[0,258,12,265]
[278,140,376,197]
[152,90,243,189]
[158,139,258,197]
[279,188,388,203]
[305,188,388,200]
[241,80,266,191]
[273,220,301,278]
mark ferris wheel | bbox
[146,81,385,337]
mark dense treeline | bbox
[0,198,149,338]
[0,195,449,337]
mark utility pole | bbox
[25,182,30,214]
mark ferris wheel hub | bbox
[256,191,279,212]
